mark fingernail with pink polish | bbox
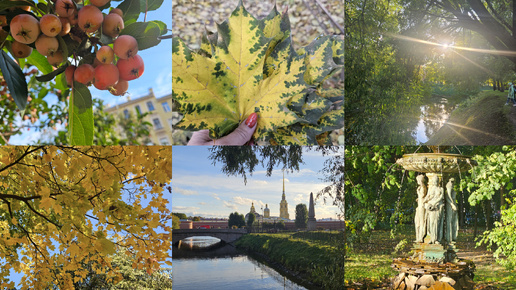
[245,113,257,128]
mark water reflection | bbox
[177,236,223,251]
[173,237,307,290]
[173,237,241,259]
[416,96,458,143]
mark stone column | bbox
[307,192,316,231]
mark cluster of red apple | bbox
[6,0,144,96]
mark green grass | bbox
[345,253,396,281]
[427,90,516,145]
[345,226,516,289]
[235,231,344,289]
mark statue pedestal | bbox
[391,258,475,289]
[307,217,316,231]
[411,241,457,263]
[391,239,474,289]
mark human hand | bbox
[187,113,258,145]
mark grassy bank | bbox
[235,231,344,289]
[345,226,516,289]
[428,90,516,145]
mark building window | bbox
[123,109,129,119]
[159,137,170,145]
[153,118,163,129]
[147,101,155,112]
[162,102,171,112]
[135,105,142,115]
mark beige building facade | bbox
[105,89,172,145]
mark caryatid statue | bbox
[425,174,444,244]
[415,174,427,243]
[445,178,459,243]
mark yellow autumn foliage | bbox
[0,146,172,288]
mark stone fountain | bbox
[391,146,477,289]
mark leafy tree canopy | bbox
[295,203,308,229]
[69,249,172,290]
[208,146,343,207]
[228,212,245,228]
[345,145,516,269]
[0,146,172,288]
[247,212,256,228]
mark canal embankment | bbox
[235,231,345,289]
[427,91,516,145]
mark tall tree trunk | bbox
[494,80,497,91]
[459,192,464,227]
[485,200,492,230]
[501,187,505,210]
[474,204,479,239]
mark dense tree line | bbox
[345,0,516,144]
[345,146,516,269]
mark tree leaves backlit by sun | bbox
[173,0,343,145]
[0,146,171,288]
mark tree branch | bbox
[21,199,62,229]
[0,146,45,174]
[314,0,344,34]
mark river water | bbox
[173,237,307,290]
[415,96,458,143]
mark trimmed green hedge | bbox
[235,232,344,288]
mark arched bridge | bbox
[172,229,247,245]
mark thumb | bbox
[216,113,258,145]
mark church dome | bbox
[264,204,270,218]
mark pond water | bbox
[173,237,307,290]
[415,96,458,143]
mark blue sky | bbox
[9,1,172,144]
[172,146,343,220]
[9,179,172,287]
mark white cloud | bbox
[233,196,264,208]
[171,168,341,218]
[198,202,207,205]
[232,196,253,205]
[293,193,306,205]
[252,180,268,186]
[172,206,199,212]
[222,201,237,210]
[173,187,198,196]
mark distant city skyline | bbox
[172,147,343,220]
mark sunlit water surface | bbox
[415,97,457,143]
[173,237,307,290]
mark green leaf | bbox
[172,1,341,144]
[151,20,168,35]
[198,29,217,57]
[120,21,161,50]
[300,92,332,125]
[331,36,344,66]
[55,72,68,93]
[69,82,93,145]
[36,65,67,82]
[316,87,343,104]
[300,36,338,85]
[173,2,305,140]
[0,1,34,11]
[26,50,53,75]
[0,50,28,110]
[140,0,163,11]
[271,109,343,145]
[117,0,140,22]
[56,35,69,60]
